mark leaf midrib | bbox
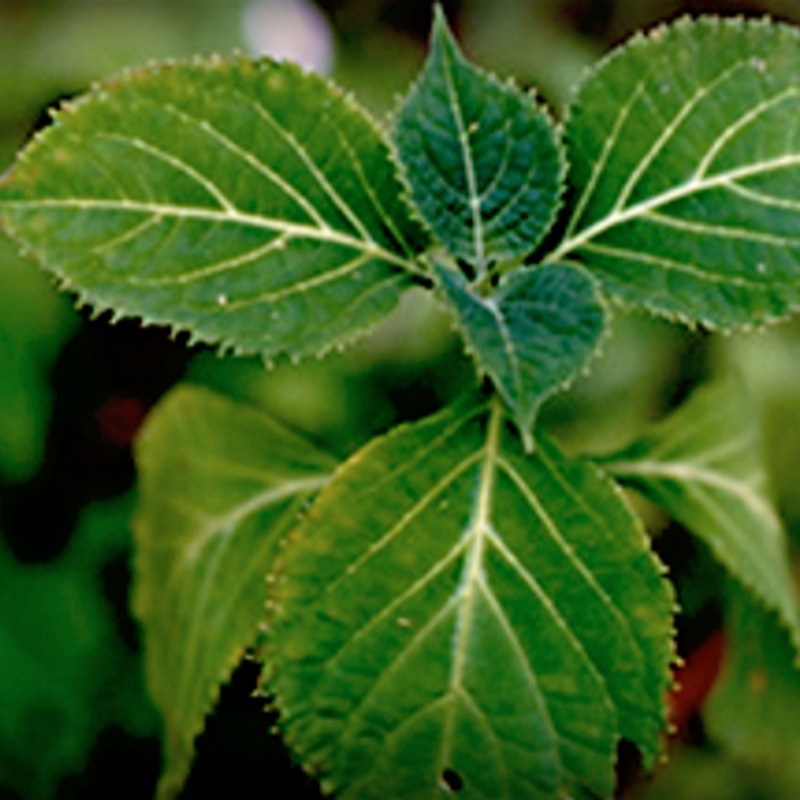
[553,57,800,262]
[2,196,424,275]
[607,458,776,523]
[439,35,485,272]
[550,151,800,261]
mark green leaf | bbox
[132,385,336,798]
[394,7,564,274]
[552,17,800,327]
[0,56,428,361]
[600,380,800,653]
[266,396,674,800]
[434,263,607,450]
[706,584,800,757]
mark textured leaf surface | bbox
[601,381,800,652]
[706,584,800,756]
[266,396,674,800]
[552,17,800,327]
[394,8,564,273]
[0,57,428,360]
[133,386,335,797]
[435,263,606,449]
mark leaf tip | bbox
[430,2,461,57]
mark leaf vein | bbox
[98,132,236,213]
[613,61,747,214]
[238,88,373,242]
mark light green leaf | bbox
[552,17,800,327]
[600,380,800,653]
[434,263,607,450]
[0,57,428,360]
[706,584,800,757]
[394,7,564,274]
[266,396,674,800]
[132,385,336,798]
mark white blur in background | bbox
[241,0,335,74]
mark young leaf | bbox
[0,57,428,361]
[266,396,674,800]
[705,583,800,757]
[552,17,800,328]
[394,7,564,274]
[434,262,607,450]
[132,385,336,798]
[600,380,800,653]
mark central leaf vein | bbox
[556,58,800,261]
[9,197,422,274]
[555,154,800,259]
[441,45,485,271]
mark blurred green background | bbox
[3,0,800,797]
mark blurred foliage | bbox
[0,233,76,484]
[3,0,800,797]
[0,495,157,799]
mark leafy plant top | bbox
[2,7,800,800]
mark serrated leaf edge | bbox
[548,14,800,332]
[0,54,431,365]
[433,261,613,449]
[389,5,568,271]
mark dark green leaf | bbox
[601,380,800,652]
[266,396,674,800]
[394,7,564,273]
[553,18,800,327]
[0,57,428,360]
[132,386,336,797]
[435,263,607,450]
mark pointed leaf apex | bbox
[431,4,460,53]
[395,10,564,268]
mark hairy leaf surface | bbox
[0,57,428,360]
[553,17,800,327]
[133,386,335,797]
[266,396,673,800]
[394,8,564,273]
[435,263,606,450]
[601,381,800,652]
[706,584,800,756]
